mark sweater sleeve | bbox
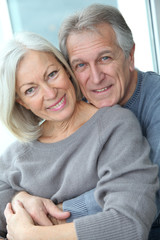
[0,180,17,238]
[63,188,102,222]
[74,107,159,240]
[142,77,160,216]
[0,142,22,238]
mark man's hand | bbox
[48,203,66,225]
[12,192,70,226]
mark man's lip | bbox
[47,95,66,109]
[92,85,112,93]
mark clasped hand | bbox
[4,192,70,240]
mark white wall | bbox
[0,0,12,45]
[0,0,14,155]
[118,0,154,72]
[0,125,16,155]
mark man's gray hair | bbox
[0,32,81,142]
[59,4,134,62]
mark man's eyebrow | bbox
[97,50,112,58]
[71,59,82,66]
[71,50,112,66]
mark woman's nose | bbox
[43,84,57,100]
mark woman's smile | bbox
[47,95,66,111]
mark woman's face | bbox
[16,50,77,122]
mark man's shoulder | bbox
[141,71,160,91]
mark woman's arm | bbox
[0,181,17,238]
[5,108,159,240]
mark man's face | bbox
[66,23,136,108]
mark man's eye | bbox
[25,87,35,95]
[48,71,57,78]
[74,63,86,72]
[78,63,85,68]
[101,56,109,61]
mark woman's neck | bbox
[39,101,98,143]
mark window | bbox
[146,0,160,74]
[7,0,118,48]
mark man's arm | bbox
[63,189,102,222]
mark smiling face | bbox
[16,50,76,122]
[66,23,136,108]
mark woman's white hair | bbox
[0,32,82,142]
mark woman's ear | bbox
[16,97,30,110]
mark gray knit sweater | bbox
[0,105,159,239]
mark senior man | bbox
[12,4,160,240]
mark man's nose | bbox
[90,64,104,84]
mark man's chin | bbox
[90,100,115,109]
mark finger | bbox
[44,200,70,220]
[4,203,14,221]
[33,209,53,226]
[12,200,24,213]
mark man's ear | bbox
[129,44,135,71]
[16,98,30,110]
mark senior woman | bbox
[0,32,158,240]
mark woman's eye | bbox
[25,87,35,95]
[48,71,57,79]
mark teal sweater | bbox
[0,105,158,239]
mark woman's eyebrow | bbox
[19,82,34,91]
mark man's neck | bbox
[120,69,138,106]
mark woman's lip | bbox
[47,95,65,109]
[47,95,66,111]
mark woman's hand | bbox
[4,201,35,240]
[5,202,77,240]
[12,192,70,226]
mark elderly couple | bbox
[0,4,160,240]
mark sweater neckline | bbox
[32,107,107,150]
[124,70,143,108]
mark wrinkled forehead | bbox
[66,23,119,62]
[67,22,116,44]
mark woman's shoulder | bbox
[97,105,140,134]
[0,140,31,161]
[98,105,136,122]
